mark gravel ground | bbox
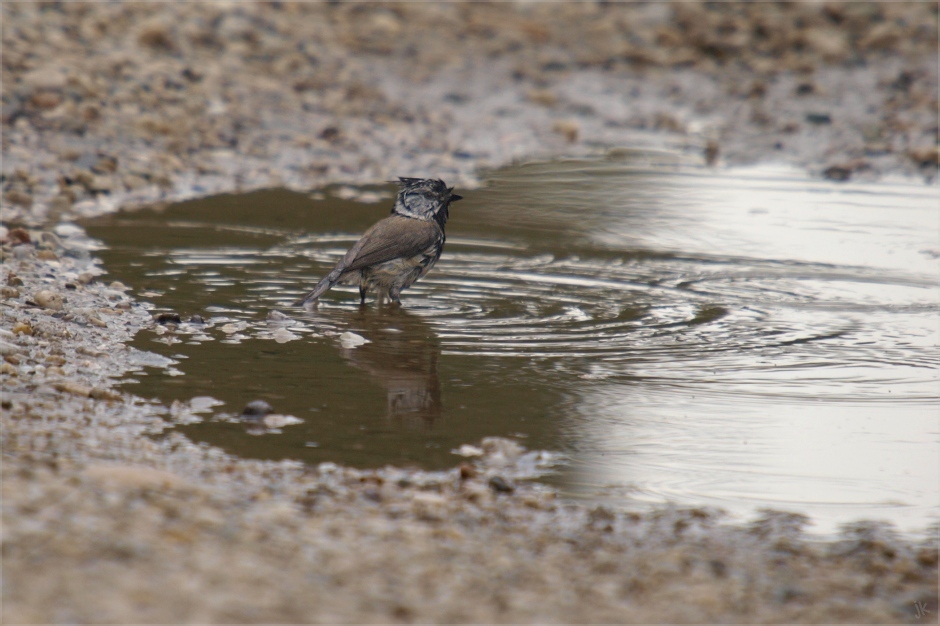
[2,2,938,623]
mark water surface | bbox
[84,153,939,533]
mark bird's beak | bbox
[450,193,463,202]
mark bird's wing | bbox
[343,216,441,272]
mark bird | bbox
[295,177,462,307]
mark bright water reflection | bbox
[85,153,939,534]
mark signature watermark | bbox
[913,600,930,619]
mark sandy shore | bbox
[2,3,938,622]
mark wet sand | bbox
[2,3,938,623]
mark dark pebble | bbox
[488,475,515,494]
[241,400,274,421]
[805,113,832,125]
[823,165,852,181]
[154,312,182,324]
[189,314,205,324]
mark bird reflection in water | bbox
[333,308,442,426]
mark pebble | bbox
[241,400,274,421]
[488,475,516,494]
[34,290,65,311]
[0,341,25,356]
[339,331,370,349]
[12,322,32,335]
[1,287,21,299]
[8,228,30,245]
[261,413,303,429]
[13,246,34,260]
[87,316,108,328]
[154,312,182,324]
[21,66,68,90]
[551,120,580,143]
[53,223,84,238]
[272,328,299,343]
[77,272,94,285]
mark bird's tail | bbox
[294,267,344,307]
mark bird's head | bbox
[392,177,462,226]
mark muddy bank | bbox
[2,2,938,623]
[2,2,938,225]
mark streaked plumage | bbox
[295,178,461,306]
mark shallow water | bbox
[84,152,939,534]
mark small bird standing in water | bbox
[295,177,462,307]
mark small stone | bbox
[92,154,118,173]
[154,312,182,324]
[6,274,23,286]
[48,195,72,216]
[805,113,832,125]
[272,328,299,343]
[551,120,579,143]
[459,464,476,480]
[704,139,720,166]
[89,175,114,194]
[0,362,18,376]
[0,341,25,356]
[527,88,558,107]
[77,272,94,285]
[122,174,148,190]
[89,387,121,400]
[22,67,68,90]
[8,228,31,245]
[12,246,34,260]
[11,322,32,335]
[53,223,83,238]
[34,290,65,310]
[37,250,58,261]
[88,316,108,328]
[241,400,274,422]
[30,91,62,110]
[108,281,128,291]
[261,413,302,428]
[488,475,515,494]
[908,147,940,167]
[453,444,484,457]
[4,190,32,207]
[823,165,852,182]
[339,331,370,349]
[54,381,92,396]
[189,314,205,324]
[1,287,20,299]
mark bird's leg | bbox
[359,286,367,305]
[388,287,402,305]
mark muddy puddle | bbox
[82,152,939,534]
